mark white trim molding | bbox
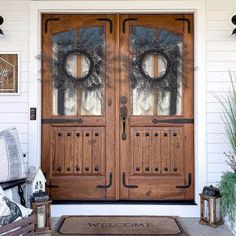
[29,0,206,217]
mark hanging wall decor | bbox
[129,27,183,104]
[0,16,4,36]
[0,53,19,94]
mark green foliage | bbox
[218,172,236,223]
[216,72,236,224]
[217,72,236,154]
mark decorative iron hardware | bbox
[120,106,128,140]
[96,172,113,189]
[122,172,138,188]
[175,17,191,33]
[0,16,4,36]
[122,18,138,33]
[45,18,60,33]
[97,18,113,33]
[42,118,83,124]
[231,15,236,35]
[176,173,192,189]
[46,184,59,189]
[152,118,194,124]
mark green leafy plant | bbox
[218,172,236,223]
[216,72,236,224]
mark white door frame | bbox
[29,0,206,217]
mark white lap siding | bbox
[206,0,236,185]
[0,0,235,203]
[0,1,29,168]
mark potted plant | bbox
[217,72,236,227]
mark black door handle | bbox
[96,172,113,189]
[122,172,138,188]
[120,106,128,140]
[176,173,192,189]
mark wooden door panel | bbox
[42,14,116,201]
[120,14,194,201]
[42,14,194,201]
[51,127,105,177]
[50,176,106,200]
[130,128,184,176]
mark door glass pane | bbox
[52,27,105,116]
[130,26,183,116]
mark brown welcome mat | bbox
[53,216,189,235]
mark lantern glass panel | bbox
[203,198,209,222]
[215,197,221,223]
[37,206,46,228]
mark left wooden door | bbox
[41,14,116,200]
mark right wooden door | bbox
[119,14,194,200]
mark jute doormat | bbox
[52,216,189,235]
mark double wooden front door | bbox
[42,14,194,201]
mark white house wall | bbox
[206,0,236,185]
[0,0,235,216]
[0,1,29,169]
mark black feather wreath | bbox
[129,28,183,104]
[52,28,105,101]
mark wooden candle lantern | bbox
[199,185,223,227]
[32,200,52,234]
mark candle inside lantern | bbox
[37,206,46,228]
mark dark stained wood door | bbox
[119,14,194,200]
[42,14,194,201]
[41,14,117,200]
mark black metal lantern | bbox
[199,185,223,227]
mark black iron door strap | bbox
[97,18,113,33]
[122,18,138,33]
[176,173,192,189]
[122,172,138,188]
[96,172,113,189]
[42,118,83,124]
[152,118,194,124]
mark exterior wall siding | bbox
[206,0,236,185]
[0,0,235,200]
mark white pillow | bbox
[0,127,26,182]
[0,186,32,226]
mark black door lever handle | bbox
[120,106,128,140]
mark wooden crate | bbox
[0,215,34,236]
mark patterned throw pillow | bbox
[0,127,26,182]
[0,186,32,227]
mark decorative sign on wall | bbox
[0,53,19,93]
